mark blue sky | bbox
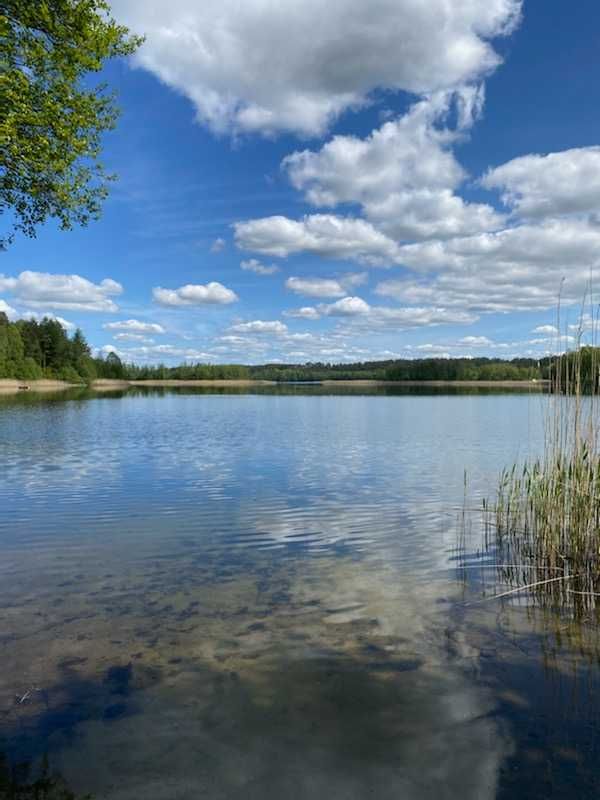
[2,0,600,364]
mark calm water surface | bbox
[1,387,599,798]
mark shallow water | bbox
[1,387,599,798]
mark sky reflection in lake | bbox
[1,388,598,798]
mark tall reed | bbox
[489,312,600,611]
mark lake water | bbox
[1,386,600,799]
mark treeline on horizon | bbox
[2,311,598,385]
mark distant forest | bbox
[0,311,571,384]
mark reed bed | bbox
[488,338,600,613]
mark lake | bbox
[1,386,599,799]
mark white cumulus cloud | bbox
[532,324,559,335]
[457,336,493,346]
[284,94,467,205]
[320,296,371,317]
[285,298,477,329]
[240,258,280,276]
[364,306,477,329]
[228,320,288,335]
[113,333,155,343]
[285,272,367,299]
[104,318,166,334]
[234,214,401,265]
[482,146,600,218]
[0,271,123,312]
[284,307,322,320]
[284,91,504,241]
[153,282,238,307]
[112,0,521,136]
[377,218,600,312]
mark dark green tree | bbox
[16,318,43,363]
[37,317,69,371]
[70,326,96,379]
[70,327,89,359]
[1,0,143,247]
[103,349,125,379]
[0,319,24,375]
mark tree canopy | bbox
[0,0,142,248]
[0,312,96,380]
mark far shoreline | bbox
[0,377,550,396]
[92,378,549,389]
